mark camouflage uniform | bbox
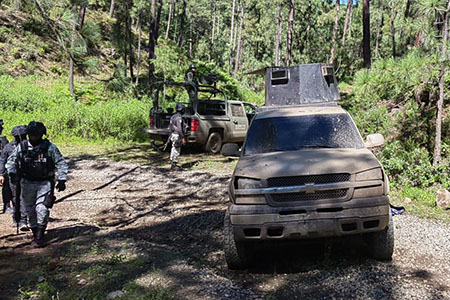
[6,140,68,232]
[169,112,184,168]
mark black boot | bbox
[33,226,46,248]
[30,227,38,247]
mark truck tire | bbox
[366,215,394,261]
[223,210,251,270]
[205,132,222,154]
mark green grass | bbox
[390,186,450,222]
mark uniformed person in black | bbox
[0,125,28,230]
[6,121,68,247]
[185,63,199,103]
[0,119,11,214]
[169,104,186,170]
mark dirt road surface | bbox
[0,153,449,299]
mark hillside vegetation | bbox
[0,1,449,215]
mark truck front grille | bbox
[267,173,350,187]
[271,189,348,202]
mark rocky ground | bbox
[0,151,449,299]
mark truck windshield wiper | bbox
[297,144,335,149]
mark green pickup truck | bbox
[145,82,256,153]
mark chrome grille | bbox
[267,173,350,187]
[271,189,348,202]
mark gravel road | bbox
[0,156,449,299]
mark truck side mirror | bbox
[221,143,241,157]
[365,133,385,148]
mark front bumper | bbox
[229,196,390,241]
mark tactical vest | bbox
[169,114,183,134]
[19,140,55,181]
[0,136,8,152]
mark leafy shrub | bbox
[0,75,149,143]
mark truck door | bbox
[228,102,248,142]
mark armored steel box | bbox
[264,64,340,106]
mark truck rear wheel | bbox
[366,215,394,261]
[224,210,251,270]
[205,132,222,154]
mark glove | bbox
[9,173,17,185]
[56,180,66,192]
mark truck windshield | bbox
[244,113,364,155]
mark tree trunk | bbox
[109,0,115,18]
[299,2,312,55]
[80,5,86,29]
[390,0,396,57]
[128,12,134,79]
[136,15,142,85]
[404,0,411,18]
[275,4,282,66]
[165,0,174,40]
[233,2,245,76]
[285,0,294,67]
[362,0,371,68]
[69,22,75,100]
[230,0,235,45]
[375,0,384,57]
[177,0,186,47]
[211,2,216,61]
[156,0,163,40]
[341,0,353,47]
[434,0,450,165]
[329,0,340,64]
[149,0,157,79]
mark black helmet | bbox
[175,103,186,114]
[27,121,47,136]
[11,125,27,137]
[0,119,3,126]
[189,63,196,71]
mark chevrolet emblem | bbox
[304,183,315,194]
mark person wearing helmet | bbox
[0,125,28,229]
[6,121,68,247]
[185,63,199,102]
[168,104,187,170]
[0,119,10,214]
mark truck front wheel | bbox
[223,210,251,270]
[205,132,222,154]
[366,215,394,261]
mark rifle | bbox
[162,135,171,151]
[13,172,21,235]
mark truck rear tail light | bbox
[150,116,153,128]
[191,119,199,131]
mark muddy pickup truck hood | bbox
[234,149,381,179]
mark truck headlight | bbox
[356,168,382,181]
[237,177,262,189]
[235,177,266,204]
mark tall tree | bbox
[109,0,114,18]
[149,0,163,79]
[341,0,353,48]
[434,0,450,165]
[135,14,142,84]
[362,0,371,68]
[285,0,294,66]
[234,2,245,76]
[165,0,175,39]
[375,0,384,57]
[390,0,397,57]
[275,3,282,66]
[177,0,186,47]
[329,0,340,64]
